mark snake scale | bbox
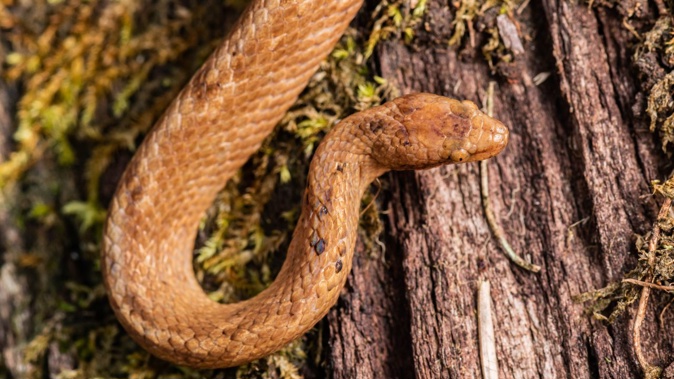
[102,0,509,368]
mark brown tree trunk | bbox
[327,1,672,378]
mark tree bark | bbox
[327,1,671,378]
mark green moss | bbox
[632,14,674,155]
[364,0,428,58]
[445,0,526,71]
[1,0,246,190]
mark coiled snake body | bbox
[102,0,509,368]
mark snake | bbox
[101,0,509,369]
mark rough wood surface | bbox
[326,0,671,378]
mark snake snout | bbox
[471,116,509,161]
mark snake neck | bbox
[254,122,387,346]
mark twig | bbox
[481,161,540,272]
[478,280,499,379]
[480,82,540,273]
[622,278,674,293]
[633,196,671,378]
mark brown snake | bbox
[102,0,509,368]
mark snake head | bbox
[372,93,509,171]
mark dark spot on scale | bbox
[319,206,328,216]
[369,122,383,133]
[129,184,143,202]
[315,239,326,255]
[335,260,343,273]
[336,164,343,172]
[403,140,411,146]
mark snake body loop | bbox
[102,0,509,368]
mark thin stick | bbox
[622,278,674,293]
[478,280,499,379]
[480,82,540,273]
[633,197,671,377]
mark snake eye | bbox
[450,149,470,163]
